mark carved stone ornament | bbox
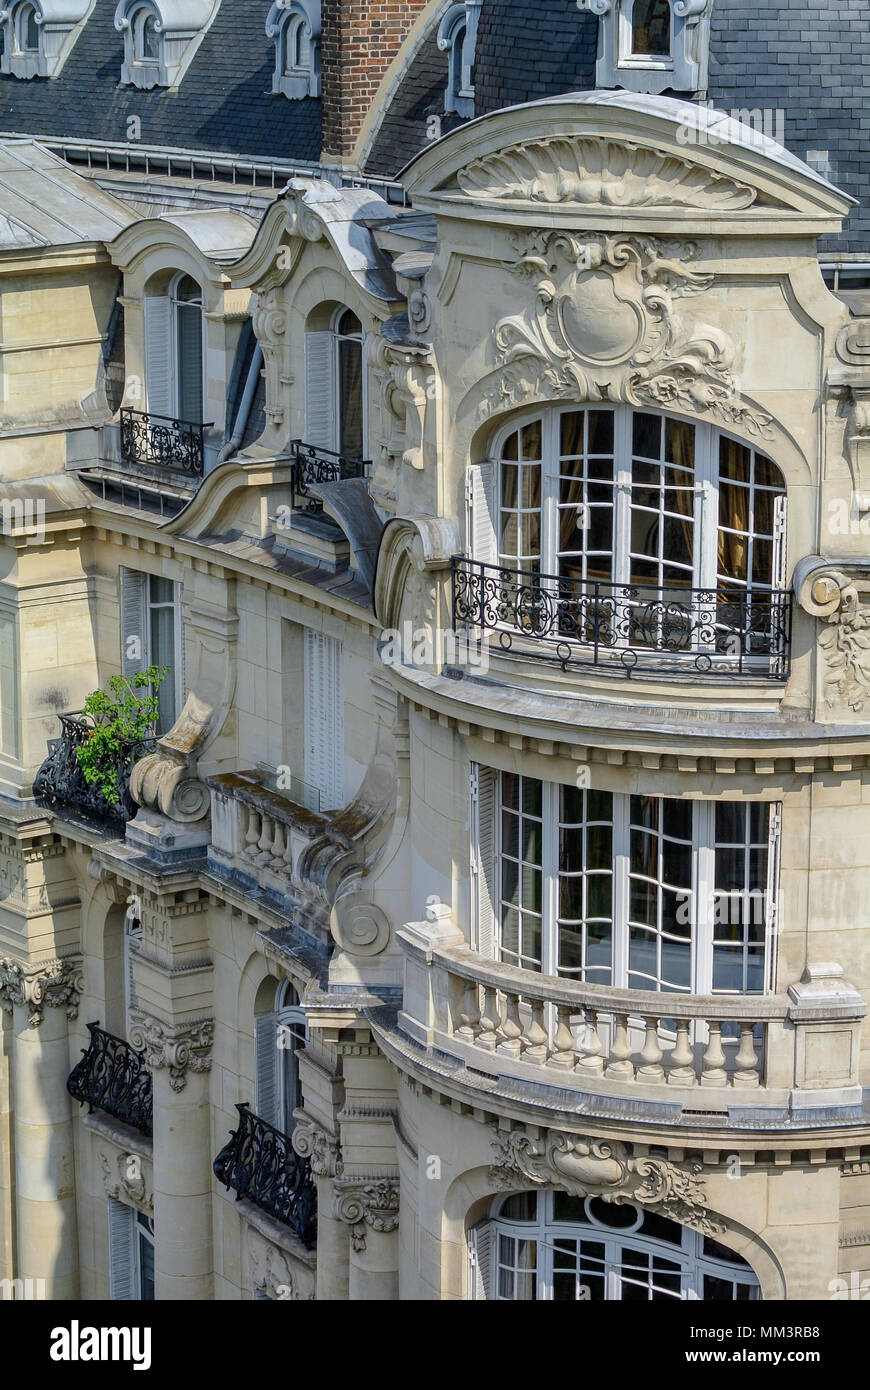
[491,1130,724,1236]
[456,136,756,210]
[796,561,870,713]
[333,1179,400,1252]
[291,1111,343,1178]
[487,230,773,438]
[368,333,434,472]
[0,955,83,1027]
[127,1012,214,1092]
[832,321,870,511]
[99,1148,153,1213]
[248,1238,312,1301]
[253,287,287,428]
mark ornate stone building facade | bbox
[1,1,870,1302]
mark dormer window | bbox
[437,0,481,119]
[577,0,712,95]
[0,0,42,76]
[16,2,38,52]
[266,0,320,99]
[115,0,218,89]
[0,0,91,78]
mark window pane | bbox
[338,337,363,458]
[632,0,671,54]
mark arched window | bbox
[123,902,143,1035]
[267,0,320,98]
[144,272,204,425]
[304,305,364,461]
[469,1191,761,1300]
[134,8,159,63]
[467,406,787,673]
[254,980,308,1137]
[630,0,671,56]
[16,2,39,52]
[437,1,479,117]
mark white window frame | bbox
[578,0,712,95]
[471,1191,760,1301]
[471,764,780,999]
[266,0,321,98]
[304,306,366,460]
[0,0,91,78]
[108,1199,155,1300]
[120,568,185,734]
[437,1,480,118]
[254,980,309,1136]
[144,272,205,425]
[123,902,142,1035]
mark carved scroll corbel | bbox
[832,321,870,511]
[795,557,870,713]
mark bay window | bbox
[464,405,788,674]
[471,766,780,997]
[469,1191,760,1301]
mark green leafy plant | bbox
[75,666,168,805]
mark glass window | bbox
[485,1191,760,1301]
[148,574,177,735]
[172,274,203,425]
[336,309,363,460]
[630,0,672,56]
[490,769,777,996]
[17,2,39,52]
[284,14,309,72]
[134,9,159,62]
[136,1211,155,1301]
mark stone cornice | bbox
[127,1012,213,1092]
[0,955,83,1027]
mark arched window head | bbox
[16,2,38,52]
[267,0,320,99]
[135,8,159,62]
[438,2,481,119]
[578,0,712,95]
[303,304,365,461]
[115,0,215,89]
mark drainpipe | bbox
[216,343,263,466]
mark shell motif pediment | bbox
[449,136,767,212]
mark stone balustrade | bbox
[397,917,868,1116]
[206,771,330,919]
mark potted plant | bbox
[76,665,168,807]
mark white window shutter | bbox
[764,805,782,994]
[173,582,186,714]
[304,331,336,451]
[304,628,343,812]
[120,568,148,678]
[144,295,173,418]
[772,493,788,590]
[123,911,141,1033]
[470,763,497,958]
[107,1198,136,1300]
[468,1221,493,1300]
[467,460,498,566]
[254,1012,278,1128]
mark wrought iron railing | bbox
[451,557,793,679]
[67,1022,153,1135]
[120,407,211,476]
[289,439,371,513]
[213,1103,317,1248]
[33,712,154,827]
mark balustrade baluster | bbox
[700,1020,729,1088]
[477,986,502,1051]
[521,998,549,1066]
[636,1016,664,1082]
[548,1005,577,1071]
[496,991,523,1058]
[604,1013,635,1080]
[667,1020,697,1086]
[733,1022,761,1088]
[244,807,260,861]
[269,819,286,869]
[574,1007,605,1075]
[455,980,481,1044]
[255,812,275,865]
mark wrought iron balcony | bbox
[120,407,211,477]
[451,557,793,680]
[289,439,371,513]
[67,1022,153,1136]
[33,712,153,828]
[213,1103,317,1248]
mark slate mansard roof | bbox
[0,0,321,164]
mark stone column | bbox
[291,1112,349,1300]
[1,957,82,1298]
[334,1178,400,1300]
[129,1012,214,1300]
[0,1007,13,1282]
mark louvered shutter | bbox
[764,805,782,994]
[467,460,498,566]
[772,493,788,591]
[144,296,173,419]
[468,1222,494,1300]
[123,912,141,1033]
[470,764,498,958]
[304,629,343,812]
[173,582,186,715]
[304,331,336,451]
[120,568,148,678]
[254,1012,278,1127]
[107,1198,136,1300]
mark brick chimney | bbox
[321,0,432,168]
